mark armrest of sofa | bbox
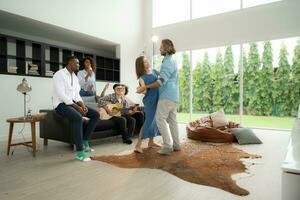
[39,109,73,145]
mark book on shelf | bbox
[28,63,38,70]
[7,66,17,74]
[28,70,40,75]
[45,70,54,77]
[27,63,40,75]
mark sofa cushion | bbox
[230,128,262,145]
[85,102,98,110]
[82,96,96,103]
[210,109,228,128]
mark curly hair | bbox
[81,56,95,71]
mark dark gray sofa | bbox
[39,96,123,146]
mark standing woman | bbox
[134,56,160,153]
[78,57,97,96]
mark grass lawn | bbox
[177,113,296,129]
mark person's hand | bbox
[87,67,93,76]
[136,86,146,94]
[87,84,93,91]
[133,106,138,112]
[75,105,85,116]
[104,83,110,90]
[82,105,88,114]
[104,105,114,116]
[106,109,113,116]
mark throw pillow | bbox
[231,128,262,145]
[210,109,228,128]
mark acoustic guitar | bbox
[98,103,142,120]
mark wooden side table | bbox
[7,113,45,157]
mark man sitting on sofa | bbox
[97,84,142,145]
[99,83,144,136]
[53,56,99,162]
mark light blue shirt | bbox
[157,54,179,102]
[77,69,97,93]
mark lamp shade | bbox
[17,78,32,93]
[151,35,159,43]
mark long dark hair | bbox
[135,56,147,79]
[81,57,95,71]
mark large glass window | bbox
[152,0,190,27]
[190,45,241,123]
[243,0,281,8]
[176,51,191,122]
[188,37,298,129]
[152,0,281,27]
[242,37,298,129]
[153,37,298,129]
[192,0,240,19]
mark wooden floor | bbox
[0,124,290,200]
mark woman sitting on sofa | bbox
[77,57,97,97]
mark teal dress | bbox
[141,70,160,139]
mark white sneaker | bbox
[157,147,173,155]
[76,152,91,162]
[84,146,95,152]
[173,144,181,151]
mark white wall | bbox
[0,0,144,139]
[144,0,300,56]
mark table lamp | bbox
[17,78,32,119]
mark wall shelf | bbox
[0,33,120,82]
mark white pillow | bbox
[210,109,228,128]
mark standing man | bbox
[137,39,180,155]
[53,56,99,161]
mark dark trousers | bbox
[130,112,144,135]
[55,103,99,151]
[124,115,136,137]
[109,116,133,139]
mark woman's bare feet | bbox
[134,146,143,153]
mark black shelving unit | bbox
[84,53,93,58]
[96,56,104,69]
[104,58,113,70]
[32,43,42,75]
[0,33,120,82]
[105,70,113,81]
[113,59,120,82]
[113,60,120,71]
[114,71,120,82]
[16,40,25,75]
[62,49,72,67]
[0,37,7,73]
[74,51,84,61]
[49,47,59,73]
[96,68,105,80]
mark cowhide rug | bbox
[91,139,261,196]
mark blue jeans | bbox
[80,89,94,97]
[55,103,99,151]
